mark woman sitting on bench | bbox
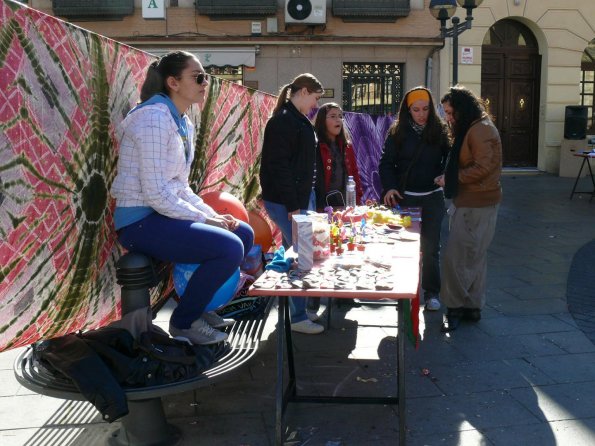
[112,51,254,345]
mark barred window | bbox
[342,63,403,115]
[205,66,243,85]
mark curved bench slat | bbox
[14,299,273,402]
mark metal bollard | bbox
[111,253,182,446]
[115,252,155,316]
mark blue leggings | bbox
[117,213,254,328]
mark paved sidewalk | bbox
[1,173,595,446]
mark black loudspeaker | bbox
[564,105,587,140]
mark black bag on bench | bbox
[34,327,216,421]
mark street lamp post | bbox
[429,0,484,85]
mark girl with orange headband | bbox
[378,86,450,311]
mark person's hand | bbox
[288,209,300,221]
[205,216,230,229]
[434,175,445,187]
[219,214,240,231]
[383,189,402,207]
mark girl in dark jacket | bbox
[313,102,363,210]
[379,87,450,311]
[259,73,325,335]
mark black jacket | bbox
[379,126,449,197]
[259,101,319,213]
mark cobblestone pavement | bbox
[1,172,595,446]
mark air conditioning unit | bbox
[285,0,326,25]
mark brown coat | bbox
[454,115,502,208]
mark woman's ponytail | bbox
[140,62,166,102]
[139,51,195,103]
[272,84,291,115]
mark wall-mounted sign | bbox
[251,22,262,36]
[143,0,166,20]
[461,47,473,64]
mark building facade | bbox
[24,0,595,173]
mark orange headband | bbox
[406,90,430,107]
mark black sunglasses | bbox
[194,73,208,84]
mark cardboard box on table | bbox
[291,214,330,271]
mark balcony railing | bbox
[332,0,410,22]
[52,0,134,20]
[196,0,277,18]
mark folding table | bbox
[248,221,420,446]
[570,151,595,202]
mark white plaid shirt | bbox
[112,103,216,223]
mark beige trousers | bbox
[441,203,499,310]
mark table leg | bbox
[570,157,588,200]
[284,300,296,385]
[275,296,408,445]
[275,297,285,446]
[398,301,406,445]
[586,158,595,202]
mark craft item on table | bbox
[398,231,420,242]
[289,278,303,289]
[337,206,365,223]
[275,276,294,290]
[332,254,363,270]
[302,273,321,289]
[325,206,333,223]
[310,214,331,260]
[265,246,295,273]
[356,280,376,290]
[360,217,367,239]
[363,252,392,270]
[366,259,392,269]
[375,279,394,291]
[319,279,335,289]
[253,271,283,289]
[374,269,395,290]
[252,280,275,289]
[334,278,356,290]
[259,261,398,291]
[292,215,314,270]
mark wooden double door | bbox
[481,48,541,167]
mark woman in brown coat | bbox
[435,85,502,332]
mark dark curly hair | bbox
[440,85,490,140]
[388,86,449,147]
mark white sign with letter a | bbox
[143,0,166,19]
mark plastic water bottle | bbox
[346,175,356,208]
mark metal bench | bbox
[14,252,273,446]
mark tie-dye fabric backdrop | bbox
[0,0,276,351]
[0,0,395,352]
[344,113,394,202]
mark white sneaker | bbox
[291,319,324,334]
[201,311,235,328]
[169,318,228,345]
[306,309,320,321]
[425,297,441,311]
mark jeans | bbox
[400,190,446,297]
[118,213,254,329]
[264,190,316,323]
